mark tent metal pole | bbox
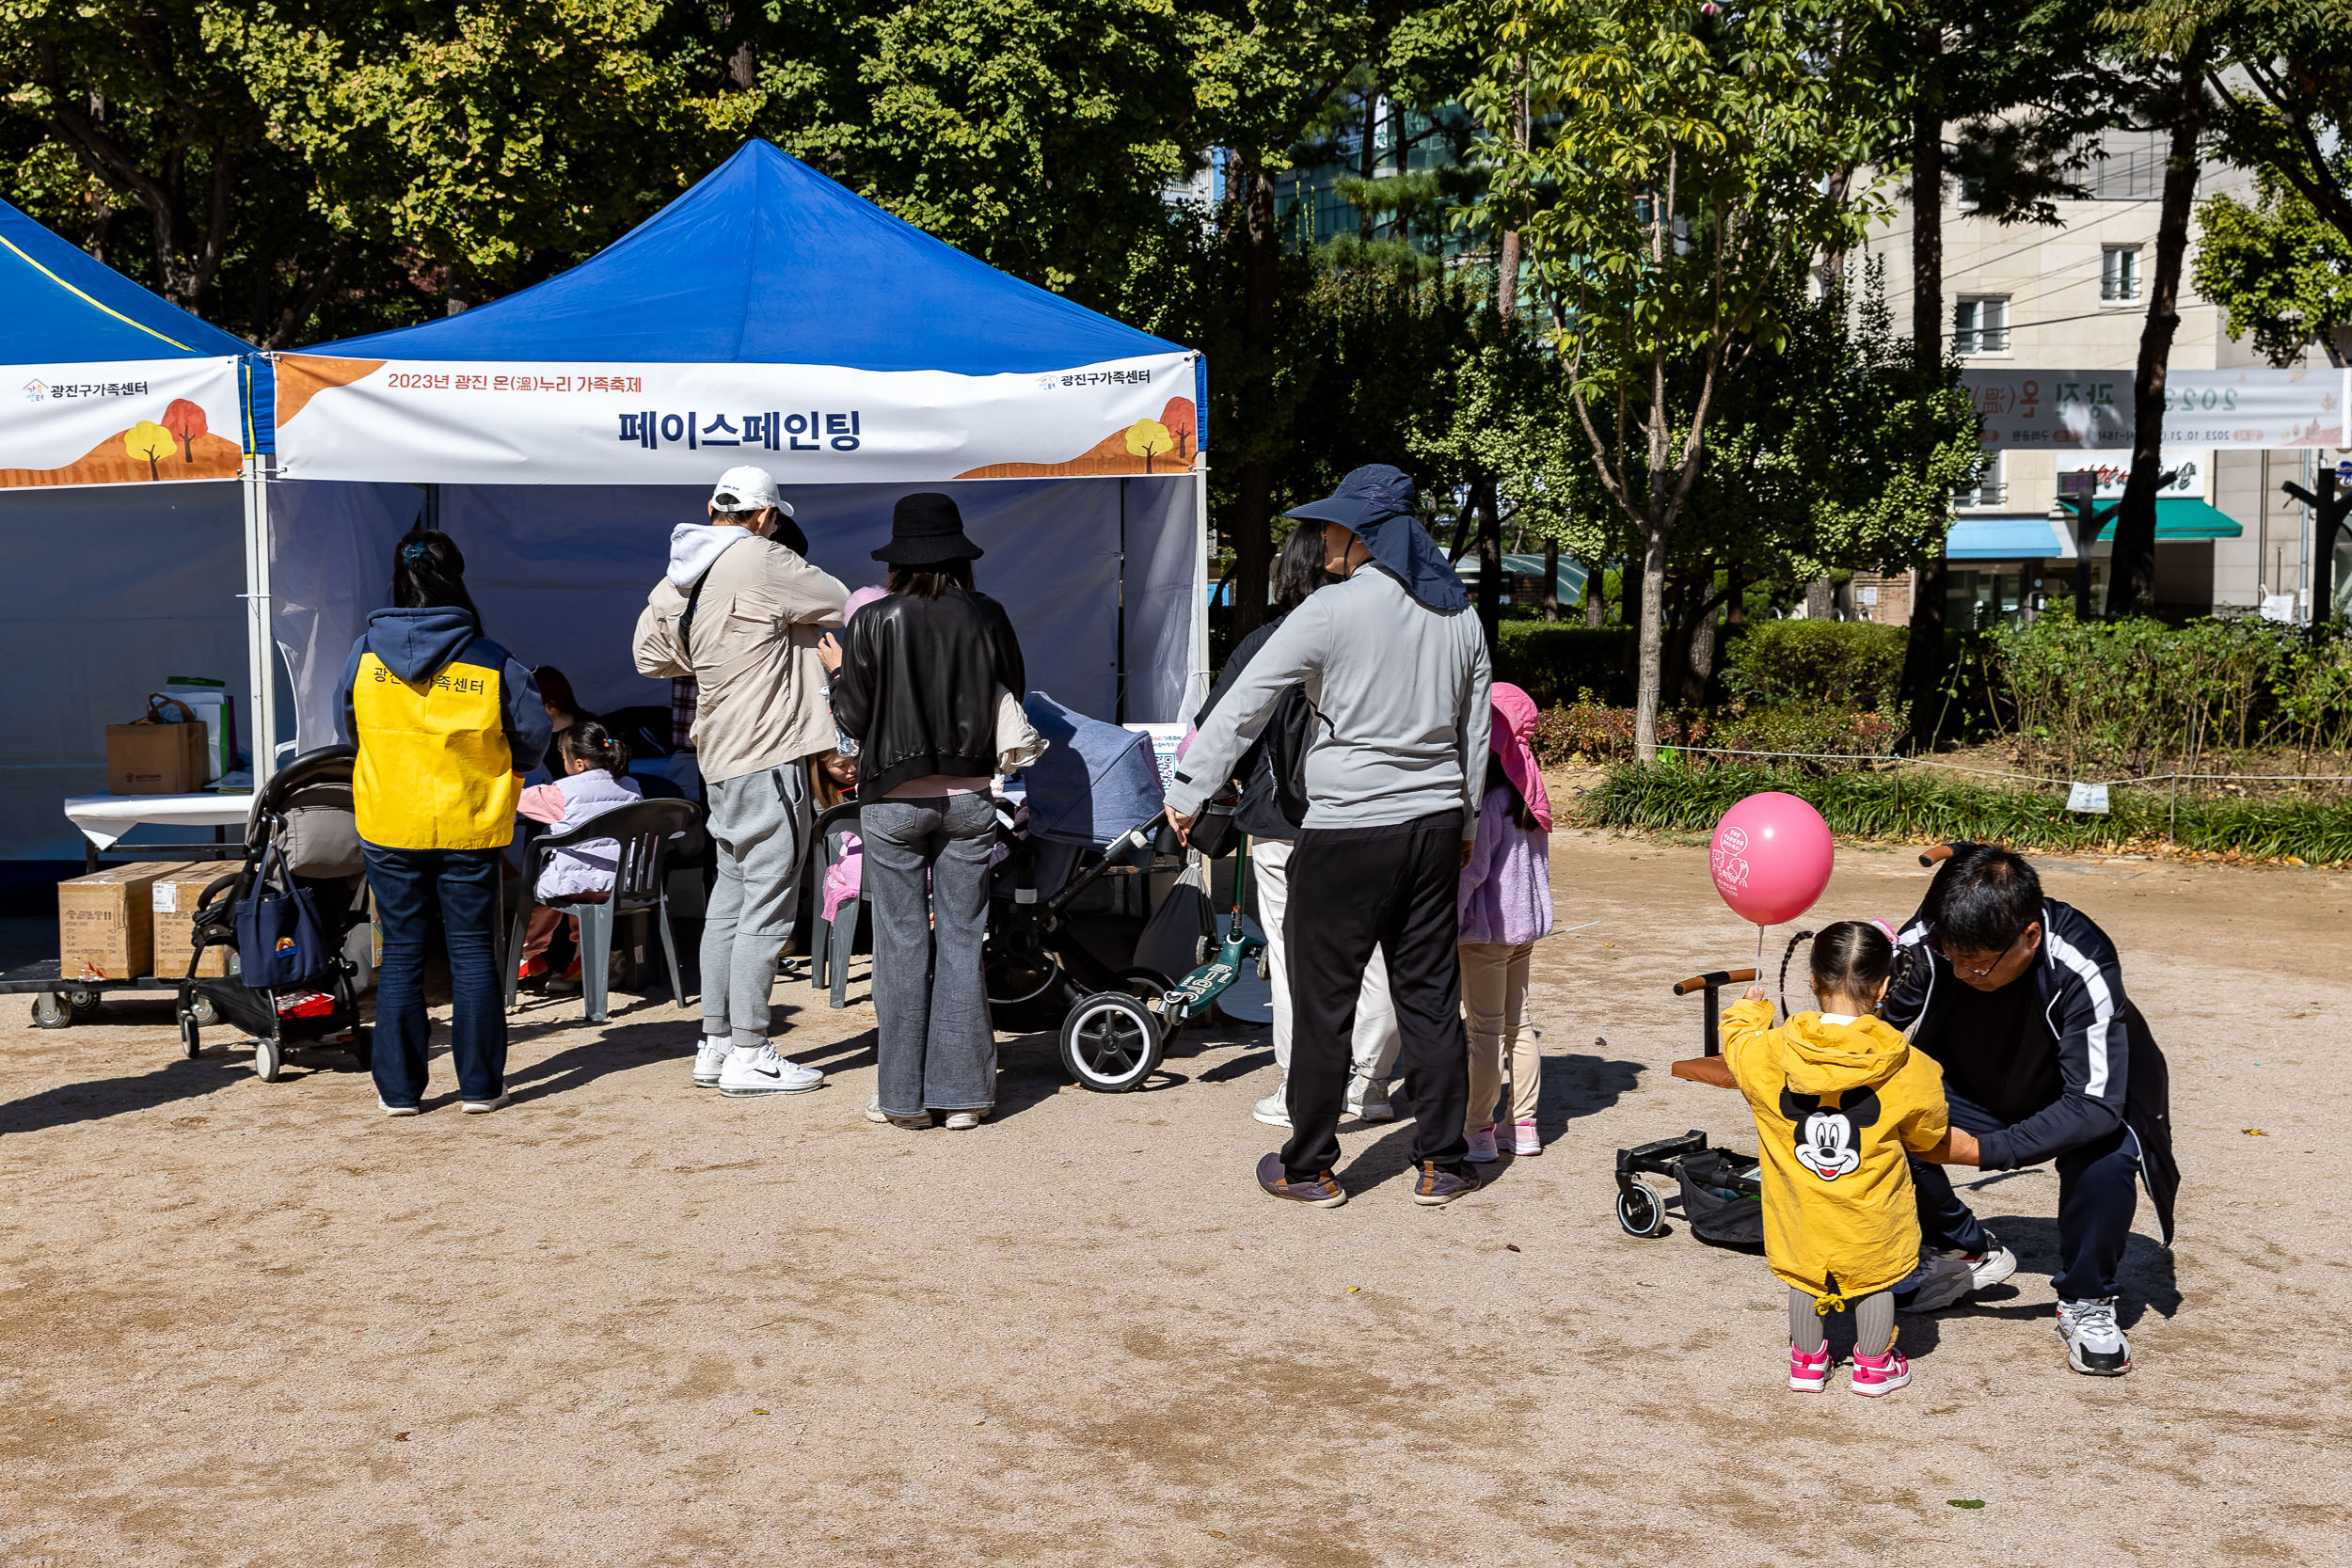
[1189,463,1212,716]
[1116,478,1128,724]
[242,455,278,788]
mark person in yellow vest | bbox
[1719,922,1974,1398]
[336,527,549,1117]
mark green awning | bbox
[2095,499,2243,542]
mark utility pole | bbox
[2281,467,2352,626]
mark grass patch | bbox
[1583,761,2352,865]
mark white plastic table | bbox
[62,792,252,869]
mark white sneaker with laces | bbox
[2057,1296,2131,1375]
[1252,1087,1291,1128]
[692,1037,732,1088]
[1942,1235,2019,1292]
[1893,1250,1976,1312]
[718,1043,824,1097]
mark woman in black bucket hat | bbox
[826,494,1025,1132]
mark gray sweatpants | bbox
[863,793,997,1117]
[702,763,810,1051]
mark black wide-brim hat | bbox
[872,491,985,564]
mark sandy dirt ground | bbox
[3,816,2347,1567]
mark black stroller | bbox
[1613,965,1766,1243]
[178,745,374,1081]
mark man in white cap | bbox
[635,466,849,1095]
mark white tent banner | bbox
[0,354,243,486]
[272,351,1201,485]
[1964,367,2349,452]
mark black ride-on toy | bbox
[1613,965,1764,1243]
[178,746,375,1081]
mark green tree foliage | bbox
[1465,0,1906,756]
[2195,176,2352,366]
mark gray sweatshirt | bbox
[1167,566,1491,835]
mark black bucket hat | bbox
[872,492,985,564]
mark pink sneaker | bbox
[1849,1346,1912,1398]
[1788,1342,1831,1392]
[1508,1119,1541,1156]
[1465,1125,1499,1164]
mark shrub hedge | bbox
[1495,622,1633,706]
[1583,761,2352,864]
[1719,619,1907,710]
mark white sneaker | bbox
[1252,1087,1291,1128]
[1939,1233,2019,1293]
[379,1099,421,1117]
[461,1093,509,1115]
[1507,1118,1542,1156]
[1344,1093,1397,1124]
[718,1043,823,1097]
[692,1037,732,1088]
[1893,1250,1977,1312]
[944,1108,989,1131]
[2057,1296,2131,1375]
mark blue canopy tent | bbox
[0,198,276,859]
[268,141,1209,758]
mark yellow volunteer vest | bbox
[350,650,522,850]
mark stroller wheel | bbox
[1058,991,1163,1093]
[251,1037,284,1084]
[188,993,221,1027]
[180,1013,202,1059]
[1616,1182,1667,1238]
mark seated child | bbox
[1720,922,1953,1398]
[516,721,644,981]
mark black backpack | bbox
[1265,684,1326,830]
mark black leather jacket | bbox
[831,588,1025,800]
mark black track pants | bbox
[1279,809,1470,1177]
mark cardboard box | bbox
[106,717,209,796]
[151,861,240,979]
[58,863,175,981]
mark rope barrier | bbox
[1653,744,2352,790]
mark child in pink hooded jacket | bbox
[1460,682,1554,1161]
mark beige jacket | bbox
[633,524,849,784]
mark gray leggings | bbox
[1791,1288,1896,1356]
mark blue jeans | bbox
[364,845,507,1106]
[1911,1085,2143,1299]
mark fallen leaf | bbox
[1345,1285,1360,1293]
[1504,1243,1521,1253]
[753,1408,769,1415]
[1205,1530,1227,1539]
[2243,1129,2267,1136]
[1603,942,1616,948]
[1947,1499,1984,1510]
[393,1433,408,1442]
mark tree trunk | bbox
[1473,476,1503,655]
[2110,48,2209,617]
[1541,537,1560,623]
[1584,572,1605,626]
[1496,57,1527,326]
[1232,164,1280,638]
[1804,578,1835,620]
[1632,513,1670,760]
[1897,28,1950,730]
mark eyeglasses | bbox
[1938,928,2031,979]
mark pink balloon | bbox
[1709,792,1834,927]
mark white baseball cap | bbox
[709,465,789,516]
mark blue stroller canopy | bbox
[1020,692,1165,847]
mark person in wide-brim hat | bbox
[872,492,986,565]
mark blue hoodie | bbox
[335,607,549,851]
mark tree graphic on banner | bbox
[1157,400,1196,464]
[160,399,209,462]
[123,420,175,481]
[1125,419,1174,473]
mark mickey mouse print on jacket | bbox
[1721,1000,1953,1302]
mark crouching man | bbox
[1883,844,2180,1375]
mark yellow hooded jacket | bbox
[1720,999,1950,1305]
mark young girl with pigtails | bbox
[1718,922,1970,1397]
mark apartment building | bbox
[1854,131,2349,627]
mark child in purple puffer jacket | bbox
[1460,682,1554,1162]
